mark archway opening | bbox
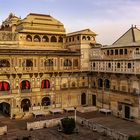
[41,97,51,106]
[0,102,10,117]
[20,80,30,91]
[21,99,31,112]
[81,93,86,105]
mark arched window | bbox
[41,97,51,106]
[98,79,103,88]
[34,35,41,42]
[77,36,80,41]
[72,82,76,87]
[23,59,33,67]
[64,59,72,66]
[82,36,86,40]
[115,49,118,55]
[58,36,63,42]
[51,36,57,42]
[87,36,90,40]
[41,80,50,89]
[26,35,32,42]
[110,50,114,55]
[93,62,95,67]
[73,59,78,67]
[44,59,53,66]
[0,59,10,67]
[20,80,30,90]
[128,63,131,68]
[124,49,127,54]
[117,63,120,68]
[0,81,10,91]
[108,63,111,68]
[120,49,123,55]
[107,50,109,55]
[42,36,49,42]
[104,79,110,89]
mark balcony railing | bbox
[0,90,11,94]
[23,67,33,71]
[20,89,31,93]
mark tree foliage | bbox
[128,135,140,140]
[61,117,75,134]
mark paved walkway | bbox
[0,111,139,139]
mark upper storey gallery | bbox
[90,25,140,61]
[0,13,66,49]
[0,13,97,50]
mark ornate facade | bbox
[90,25,140,121]
[1,13,139,122]
[0,13,96,118]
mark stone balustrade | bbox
[27,118,61,131]
[76,116,128,140]
[0,126,7,135]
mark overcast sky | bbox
[0,0,140,44]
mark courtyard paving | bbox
[0,111,139,139]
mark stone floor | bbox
[0,124,112,140]
[0,111,139,139]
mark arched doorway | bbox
[41,97,51,106]
[81,93,86,105]
[0,102,10,117]
[92,95,96,106]
[21,99,31,112]
[124,105,130,119]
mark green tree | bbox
[128,135,140,140]
[61,117,75,134]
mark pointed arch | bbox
[41,80,50,89]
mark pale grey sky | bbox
[0,0,140,44]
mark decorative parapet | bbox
[0,31,17,41]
